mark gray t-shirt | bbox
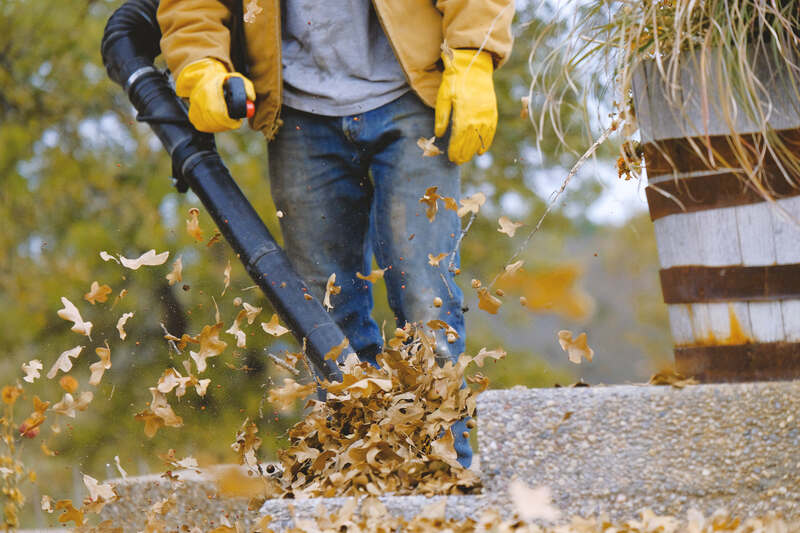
[280,0,410,116]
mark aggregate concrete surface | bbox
[479,383,800,520]
[99,382,800,530]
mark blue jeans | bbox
[268,91,471,467]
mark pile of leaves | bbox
[260,323,505,499]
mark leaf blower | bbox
[101,0,351,382]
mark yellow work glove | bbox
[175,58,256,133]
[434,49,498,165]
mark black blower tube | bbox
[101,0,347,382]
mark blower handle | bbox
[223,77,255,120]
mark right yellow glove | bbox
[175,58,256,133]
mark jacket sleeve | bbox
[435,0,515,68]
[157,0,235,77]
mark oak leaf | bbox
[22,359,43,383]
[226,310,248,348]
[418,186,441,222]
[268,378,316,410]
[191,323,227,372]
[84,281,112,304]
[166,256,182,286]
[243,0,263,23]
[497,216,523,237]
[557,330,594,364]
[57,297,93,338]
[504,260,524,276]
[427,252,448,267]
[457,192,486,218]
[242,302,261,323]
[430,429,460,468]
[356,268,386,283]
[52,391,93,418]
[55,500,84,526]
[477,287,502,314]
[221,259,231,296]
[99,251,119,264]
[416,136,442,157]
[59,375,78,393]
[508,481,561,523]
[83,474,116,502]
[47,346,83,379]
[261,314,289,337]
[119,249,169,270]
[89,343,112,386]
[323,273,341,310]
[186,207,204,242]
[116,312,134,340]
[473,347,506,367]
[324,337,350,361]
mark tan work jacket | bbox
[157,0,514,138]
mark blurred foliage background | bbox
[0,0,670,527]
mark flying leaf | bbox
[22,359,43,383]
[41,495,54,513]
[416,136,442,157]
[323,273,341,310]
[116,312,134,340]
[473,347,506,367]
[135,388,183,438]
[119,249,169,270]
[157,368,191,397]
[324,337,350,361]
[242,302,262,324]
[261,314,289,337]
[427,252,448,267]
[418,186,441,222]
[55,500,84,527]
[477,287,502,314]
[226,310,248,348]
[166,256,183,286]
[84,281,112,305]
[114,456,128,479]
[356,268,386,283]
[99,251,119,264]
[442,196,459,212]
[557,330,594,364]
[57,297,93,338]
[190,323,227,373]
[83,474,116,502]
[89,343,112,386]
[520,96,530,119]
[430,428,460,468]
[243,0,263,23]
[221,260,231,296]
[52,391,93,418]
[466,373,490,392]
[457,192,486,218]
[47,346,83,379]
[504,260,524,276]
[195,378,211,396]
[497,216,523,237]
[186,208,204,242]
[268,378,316,410]
[59,375,78,393]
[509,481,561,523]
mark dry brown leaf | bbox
[416,136,442,157]
[2,385,22,405]
[457,192,486,218]
[477,287,502,314]
[22,359,43,383]
[41,495,54,513]
[113,456,128,479]
[427,252,448,267]
[261,314,289,337]
[504,260,524,276]
[119,249,169,270]
[221,259,231,296]
[59,375,78,393]
[166,256,183,286]
[497,216,523,237]
[83,474,116,502]
[55,500,84,526]
[466,373,490,392]
[226,309,248,348]
[473,347,506,367]
[557,330,594,364]
[47,346,83,379]
[89,343,112,386]
[99,251,119,264]
[324,337,350,361]
[57,297,93,338]
[52,391,93,418]
[231,418,262,467]
[191,323,227,372]
[186,207,204,242]
[430,429,460,468]
[508,480,562,523]
[268,378,316,410]
[649,368,698,389]
[418,186,441,222]
[243,0,263,23]
[84,281,112,305]
[323,273,341,310]
[520,95,530,119]
[135,388,183,438]
[116,311,134,340]
[356,268,386,283]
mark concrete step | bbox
[99,382,800,530]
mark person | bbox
[157,0,514,468]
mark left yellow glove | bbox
[175,58,256,133]
[434,49,497,165]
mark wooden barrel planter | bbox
[633,50,800,382]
